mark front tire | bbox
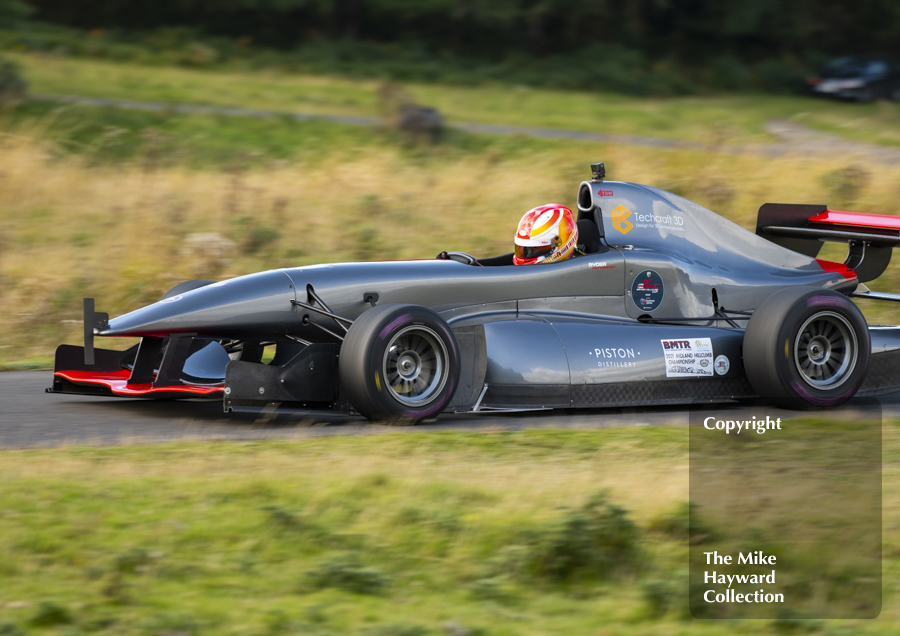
[340,304,460,423]
[743,287,869,408]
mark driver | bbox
[513,204,579,265]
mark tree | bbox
[0,0,32,27]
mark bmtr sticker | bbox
[661,337,714,377]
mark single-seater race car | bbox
[49,163,900,422]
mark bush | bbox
[0,55,25,104]
[306,554,389,595]
[0,0,31,28]
[139,612,203,635]
[232,215,281,255]
[527,491,642,583]
[0,24,812,96]
[821,164,871,209]
[0,622,24,636]
[640,579,672,618]
[647,501,691,541]
[361,624,431,636]
[28,601,72,627]
[752,59,808,94]
[469,575,519,604]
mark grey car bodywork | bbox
[48,167,900,418]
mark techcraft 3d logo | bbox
[611,205,633,234]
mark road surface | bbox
[2,371,897,449]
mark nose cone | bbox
[99,270,297,339]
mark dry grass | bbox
[0,433,686,525]
[3,127,900,365]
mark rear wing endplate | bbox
[756,203,900,283]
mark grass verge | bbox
[1,426,897,634]
[8,52,900,147]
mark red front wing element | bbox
[47,343,224,400]
[53,369,223,398]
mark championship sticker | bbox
[661,338,713,377]
[714,355,730,375]
[632,270,664,312]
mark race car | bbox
[48,163,900,422]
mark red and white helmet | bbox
[513,204,579,265]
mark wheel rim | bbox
[383,325,448,406]
[794,311,858,389]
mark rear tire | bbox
[340,304,460,423]
[743,287,869,408]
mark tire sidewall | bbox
[341,304,460,422]
[779,292,869,406]
[745,288,869,408]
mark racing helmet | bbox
[513,204,578,265]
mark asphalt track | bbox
[3,371,899,449]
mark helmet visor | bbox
[515,243,555,261]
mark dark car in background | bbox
[807,55,900,102]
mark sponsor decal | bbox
[589,345,641,368]
[633,211,686,232]
[631,270,664,312]
[545,230,577,263]
[588,261,616,270]
[160,295,182,303]
[661,337,714,377]
[597,189,614,197]
[611,204,633,234]
[714,355,730,375]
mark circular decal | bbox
[160,295,182,304]
[631,270,664,312]
[714,355,730,376]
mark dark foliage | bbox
[0,55,25,103]
[305,553,390,595]
[25,0,900,63]
[0,0,31,27]
[526,491,642,583]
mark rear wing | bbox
[756,203,900,284]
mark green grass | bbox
[9,52,900,148]
[0,356,52,371]
[0,426,897,635]
[3,95,900,363]
[3,99,391,167]
[0,98,547,168]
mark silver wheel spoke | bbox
[382,324,449,407]
[793,311,857,390]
